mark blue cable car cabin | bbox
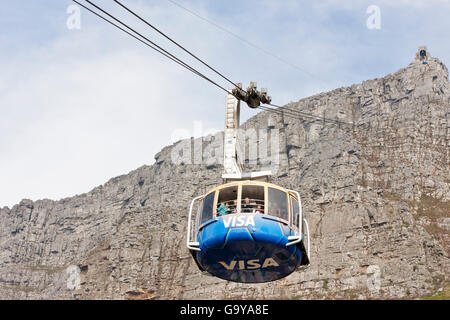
[187,180,310,283]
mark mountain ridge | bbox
[0,48,448,299]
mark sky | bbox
[0,0,449,208]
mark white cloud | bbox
[0,17,226,207]
[0,0,449,208]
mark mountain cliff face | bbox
[0,50,448,299]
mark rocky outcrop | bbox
[0,49,448,299]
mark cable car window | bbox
[217,186,238,215]
[241,185,265,214]
[268,188,288,221]
[291,196,299,229]
[200,192,215,225]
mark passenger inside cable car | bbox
[241,184,264,214]
[216,185,238,216]
[204,182,304,227]
[214,183,266,217]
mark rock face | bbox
[0,49,448,299]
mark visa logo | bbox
[222,215,255,228]
[218,258,279,270]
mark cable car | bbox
[187,180,310,283]
[186,85,310,283]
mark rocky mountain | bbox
[0,48,448,299]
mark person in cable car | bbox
[242,197,252,213]
[217,201,228,216]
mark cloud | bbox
[0,0,449,207]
